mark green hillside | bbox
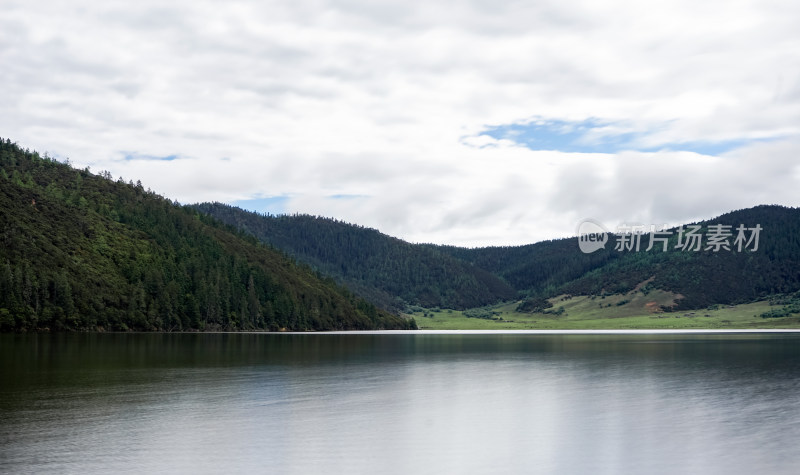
[194,203,517,310]
[0,138,414,332]
[436,206,800,311]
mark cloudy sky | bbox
[3,0,799,246]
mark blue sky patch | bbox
[478,118,774,155]
[481,118,636,153]
[232,196,289,216]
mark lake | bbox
[2,331,800,474]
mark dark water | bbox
[2,332,800,474]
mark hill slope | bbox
[0,138,414,332]
[434,205,800,310]
[197,199,800,314]
[193,203,517,310]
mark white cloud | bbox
[2,0,800,246]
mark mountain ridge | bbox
[193,203,517,311]
[198,202,800,312]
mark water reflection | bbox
[2,333,800,474]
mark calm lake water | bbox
[2,331,800,474]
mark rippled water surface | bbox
[2,332,800,474]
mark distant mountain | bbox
[193,203,517,311]
[434,205,800,310]
[428,238,619,299]
[0,138,414,332]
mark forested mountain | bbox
[0,138,414,332]
[429,238,620,298]
[198,200,800,313]
[557,206,800,309]
[434,205,800,310]
[193,203,517,310]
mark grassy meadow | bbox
[408,289,800,330]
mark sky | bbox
[2,0,800,247]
